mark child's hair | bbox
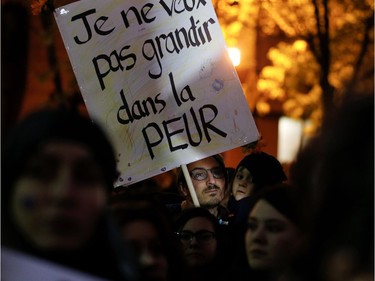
[234,152,287,194]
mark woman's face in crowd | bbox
[232,166,254,201]
[11,141,107,251]
[245,199,302,271]
[179,217,217,267]
[122,220,169,281]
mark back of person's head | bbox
[289,94,374,281]
[235,152,287,193]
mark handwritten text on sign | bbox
[54,0,259,186]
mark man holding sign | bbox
[173,154,230,225]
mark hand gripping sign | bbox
[54,0,259,190]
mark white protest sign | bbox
[54,0,259,187]
[1,247,108,281]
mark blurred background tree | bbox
[213,0,374,134]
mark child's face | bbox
[232,166,254,201]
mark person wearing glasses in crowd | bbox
[174,207,229,281]
[167,154,230,225]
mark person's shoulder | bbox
[226,196,253,213]
[236,195,254,207]
[227,196,255,226]
[217,204,234,226]
[234,196,254,224]
[227,195,237,211]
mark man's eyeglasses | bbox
[189,167,225,181]
[175,230,216,244]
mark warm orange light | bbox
[228,47,241,66]
[293,40,307,52]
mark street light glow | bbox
[228,47,241,67]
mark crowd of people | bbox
[2,93,373,281]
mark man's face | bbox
[182,156,226,208]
